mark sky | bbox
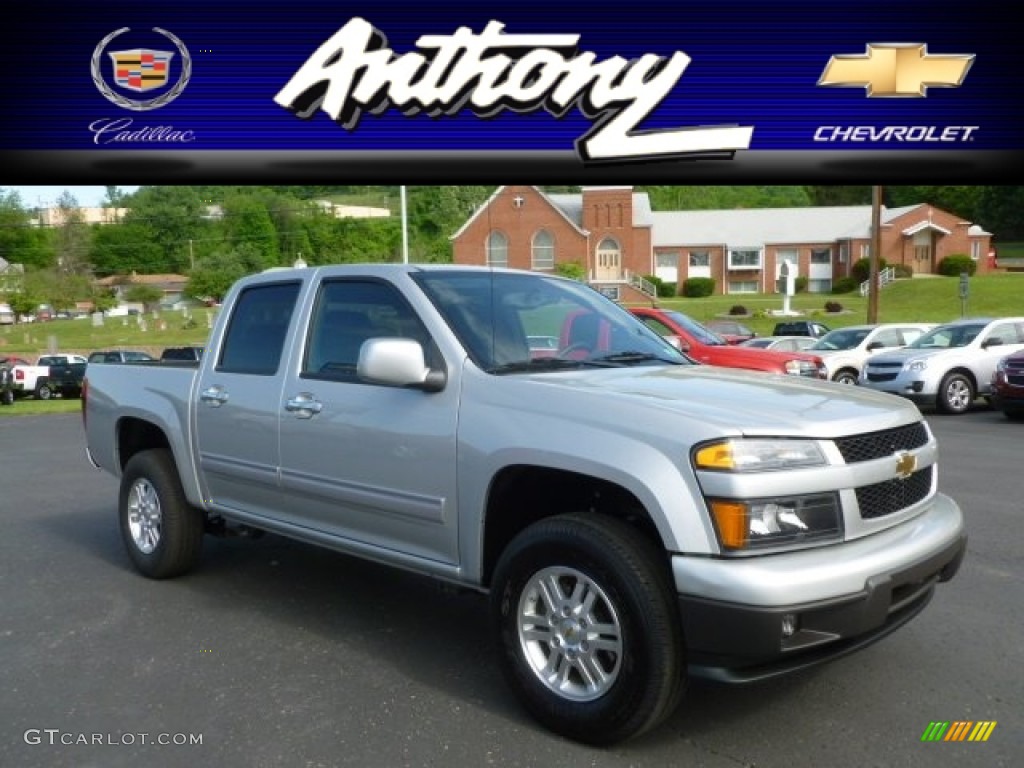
[1,186,139,208]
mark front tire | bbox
[937,372,974,414]
[119,449,204,579]
[491,513,684,745]
[833,369,859,386]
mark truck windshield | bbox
[412,271,687,373]
[908,323,984,349]
[662,310,726,346]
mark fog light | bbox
[781,613,799,638]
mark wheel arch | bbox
[944,366,978,390]
[833,366,860,382]
[480,465,669,589]
[116,416,173,472]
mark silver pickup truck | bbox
[83,264,966,744]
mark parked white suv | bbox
[808,323,934,385]
[861,317,1024,413]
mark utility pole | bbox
[868,185,882,324]
[400,186,409,264]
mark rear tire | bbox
[491,513,685,745]
[35,381,52,400]
[119,449,204,579]
[937,372,974,414]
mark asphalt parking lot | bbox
[1,409,1020,767]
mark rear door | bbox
[277,277,460,565]
[194,280,302,521]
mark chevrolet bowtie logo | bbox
[818,44,974,97]
[895,451,917,480]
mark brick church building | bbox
[450,186,995,300]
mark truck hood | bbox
[701,345,817,366]
[506,364,918,438]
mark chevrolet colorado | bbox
[83,264,966,744]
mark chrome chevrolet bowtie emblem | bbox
[895,451,917,480]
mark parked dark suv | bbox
[992,349,1024,420]
[160,345,205,362]
[772,320,832,338]
[88,350,157,364]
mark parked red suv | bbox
[630,307,827,379]
[992,350,1024,420]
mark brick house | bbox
[450,185,656,302]
[451,186,994,297]
[94,272,191,310]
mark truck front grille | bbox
[856,466,933,519]
[1006,357,1024,386]
[834,423,929,464]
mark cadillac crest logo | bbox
[91,27,191,110]
[110,49,174,92]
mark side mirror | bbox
[866,341,884,351]
[982,337,1003,349]
[669,336,689,352]
[357,338,446,392]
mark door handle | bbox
[285,393,323,418]
[200,386,229,406]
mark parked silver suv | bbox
[808,323,933,385]
[860,317,1024,413]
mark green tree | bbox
[884,186,984,221]
[8,291,38,320]
[91,288,118,313]
[643,186,812,211]
[220,194,280,269]
[0,189,54,269]
[186,249,250,302]
[89,220,165,276]
[805,186,872,206]
[52,191,93,276]
[121,186,206,272]
[408,186,491,261]
[976,186,1024,241]
[125,283,164,310]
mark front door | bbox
[277,278,460,565]
[595,237,621,281]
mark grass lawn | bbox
[0,307,216,360]
[648,272,1024,337]
[2,271,1021,417]
[0,397,82,417]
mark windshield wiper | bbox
[588,351,680,365]
[488,358,596,374]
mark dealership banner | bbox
[0,0,1018,182]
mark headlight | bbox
[709,493,843,552]
[782,359,822,377]
[693,439,826,472]
[907,359,928,372]
[996,358,1008,373]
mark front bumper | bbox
[672,492,966,682]
[862,376,937,401]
